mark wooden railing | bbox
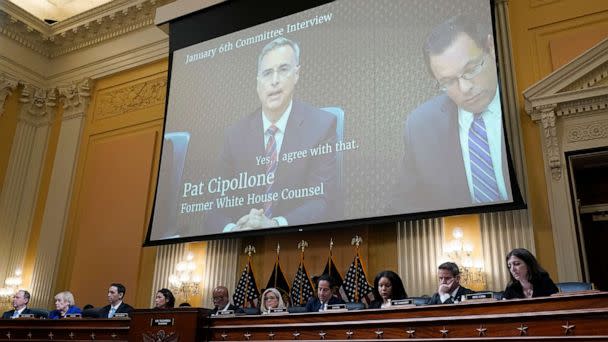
[1,292,607,341]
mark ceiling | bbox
[8,0,113,22]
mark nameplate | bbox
[326,304,347,311]
[214,310,235,317]
[151,318,174,326]
[268,308,287,314]
[17,314,35,319]
[465,292,495,301]
[65,313,82,318]
[390,298,414,307]
[113,313,129,318]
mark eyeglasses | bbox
[264,296,278,301]
[258,64,296,83]
[437,53,488,91]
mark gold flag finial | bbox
[329,238,334,251]
[276,242,281,255]
[351,235,363,247]
[244,245,256,257]
[298,240,309,252]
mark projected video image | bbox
[150,0,516,241]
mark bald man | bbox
[210,286,244,315]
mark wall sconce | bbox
[168,253,201,301]
[443,228,486,289]
[0,269,23,308]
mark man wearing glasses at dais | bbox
[395,14,511,211]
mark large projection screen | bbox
[146,0,524,244]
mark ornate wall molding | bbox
[95,76,166,118]
[0,72,19,116]
[567,120,608,143]
[0,0,171,58]
[539,106,561,180]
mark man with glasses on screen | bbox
[394,15,511,211]
[207,37,338,232]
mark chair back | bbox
[556,282,593,292]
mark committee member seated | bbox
[503,248,558,299]
[2,290,32,319]
[49,291,81,319]
[98,283,134,318]
[305,275,345,312]
[153,288,175,309]
[369,270,408,309]
[260,288,286,314]
[207,36,339,233]
[210,286,244,315]
[428,262,475,304]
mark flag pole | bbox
[297,240,308,306]
[274,243,280,289]
[352,235,362,302]
[244,245,255,308]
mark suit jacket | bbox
[304,296,345,312]
[2,308,33,319]
[206,100,339,232]
[49,305,82,319]
[98,302,134,318]
[428,285,475,305]
[210,303,244,315]
[393,94,510,212]
[503,272,559,299]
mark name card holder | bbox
[465,292,496,301]
[390,298,415,307]
[151,318,174,326]
[65,313,82,318]
[268,308,288,315]
[214,310,235,317]
[17,314,35,319]
[113,313,129,318]
[326,304,347,312]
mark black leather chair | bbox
[492,291,504,300]
[556,282,593,292]
[243,307,260,315]
[411,296,431,306]
[345,302,365,310]
[28,308,49,319]
[287,306,307,314]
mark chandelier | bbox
[0,269,23,308]
[443,228,486,290]
[168,253,201,301]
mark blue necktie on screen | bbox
[468,113,500,203]
[264,125,279,218]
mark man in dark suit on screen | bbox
[394,15,511,212]
[207,37,338,233]
[97,283,134,318]
[2,290,33,319]
[428,262,475,305]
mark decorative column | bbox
[0,84,56,283]
[200,239,240,307]
[0,73,19,116]
[28,79,92,308]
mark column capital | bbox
[0,73,20,117]
[58,78,93,120]
[18,84,57,127]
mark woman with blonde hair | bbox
[49,291,82,319]
[260,288,286,314]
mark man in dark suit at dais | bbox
[2,290,33,319]
[97,283,134,318]
[207,37,338,233]
[394,15,511,212]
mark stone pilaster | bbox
[28,78,92,308]
[0,83,56,283]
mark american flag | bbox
[290,261,314,306]
[342,253,374,303]
[233,259,260,308]
[265,259,291,306]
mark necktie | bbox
[468,113,500,203]
[11,310,19,319]
[109,307,116,318]
[264,125,279,218]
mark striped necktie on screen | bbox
[468,113,500,203]
[264,125,279,218]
